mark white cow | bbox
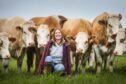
[0,32,15,73]
[92,12,122,73]
[113,28,126,55]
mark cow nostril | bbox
[29,43,35,46]
[77,48,83,53]
[6,55,10,58]
[39,44,46,47]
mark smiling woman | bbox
[38,28,72,76]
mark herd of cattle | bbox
[0,12,126,74]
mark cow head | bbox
[16,21,37,47]
[113,28,126,55]
[107,14,122,42]
[36,24,50,48]
[75,32,91,54]
[0,32,16,59]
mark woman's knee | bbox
[45,56,53,64]
[54,64,65,72]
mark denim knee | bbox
[45,56,53,64]
[54,63,65,72]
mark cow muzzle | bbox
[38,43,46,48]
[28,42,35,47]
[76,48,84,54]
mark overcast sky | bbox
[0,0,125,26]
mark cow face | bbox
[75,32,89,54]
[16,21,36,47]
[107,14,122,42]
[113,28,126,55]
[0,32,16,59]
[37,24,50,48]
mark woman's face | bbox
[54,29,62,40]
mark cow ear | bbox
[71,36,76,40]
[119,14,122,21]
[98,20,107,26]
[89,35,96,44]
[8,37,16,42]
[50,29,55,39]
[16,26,23,32]
[28,27,37,33]
[58,15,67,27]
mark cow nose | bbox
[6,55,10,59]
[29,42,35,47]
[39,44,46,48]
[76,48,83,53]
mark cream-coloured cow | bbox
[114,28,126,55]
[62,18,92,73]
[0,32,15,73]
[92,12,122,73]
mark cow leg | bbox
[93,44,102,73]
[34,47,44,74]
[26,47,35,72]
[78,58,82,73]
[75,56,79,73]
[70,51,74,66]
[103,55,107,70]
[17,47,26,73]
[82,57,87,74]
[88,50,95,68]
[2,58,9,73]
[107,55,114,72]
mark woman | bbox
[38,28,72,76]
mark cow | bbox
[62,18,93,73]
[113,28,126,55]
[0,32,16,73]
[0,17,37,72]
[26,15,67,74]
[91,12,122,73]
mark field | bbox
[0,54,126,84]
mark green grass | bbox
[0,54,126,84]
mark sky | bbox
[0,0,126,26]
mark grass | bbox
[0,54,126,84]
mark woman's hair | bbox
[51,28,65,43]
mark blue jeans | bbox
[45,56,65,72]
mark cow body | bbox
[92,12,122,73]
[62,18,92,73]
[0,17,37,72]
[0,32,16,73]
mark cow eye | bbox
[85,41,88,44]
[47,34,49,38]
[120,38,125,43]
[108,24,112,28]
[23,31,27,34]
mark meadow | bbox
[0,54,126,84]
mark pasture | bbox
[0,54,126,84]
